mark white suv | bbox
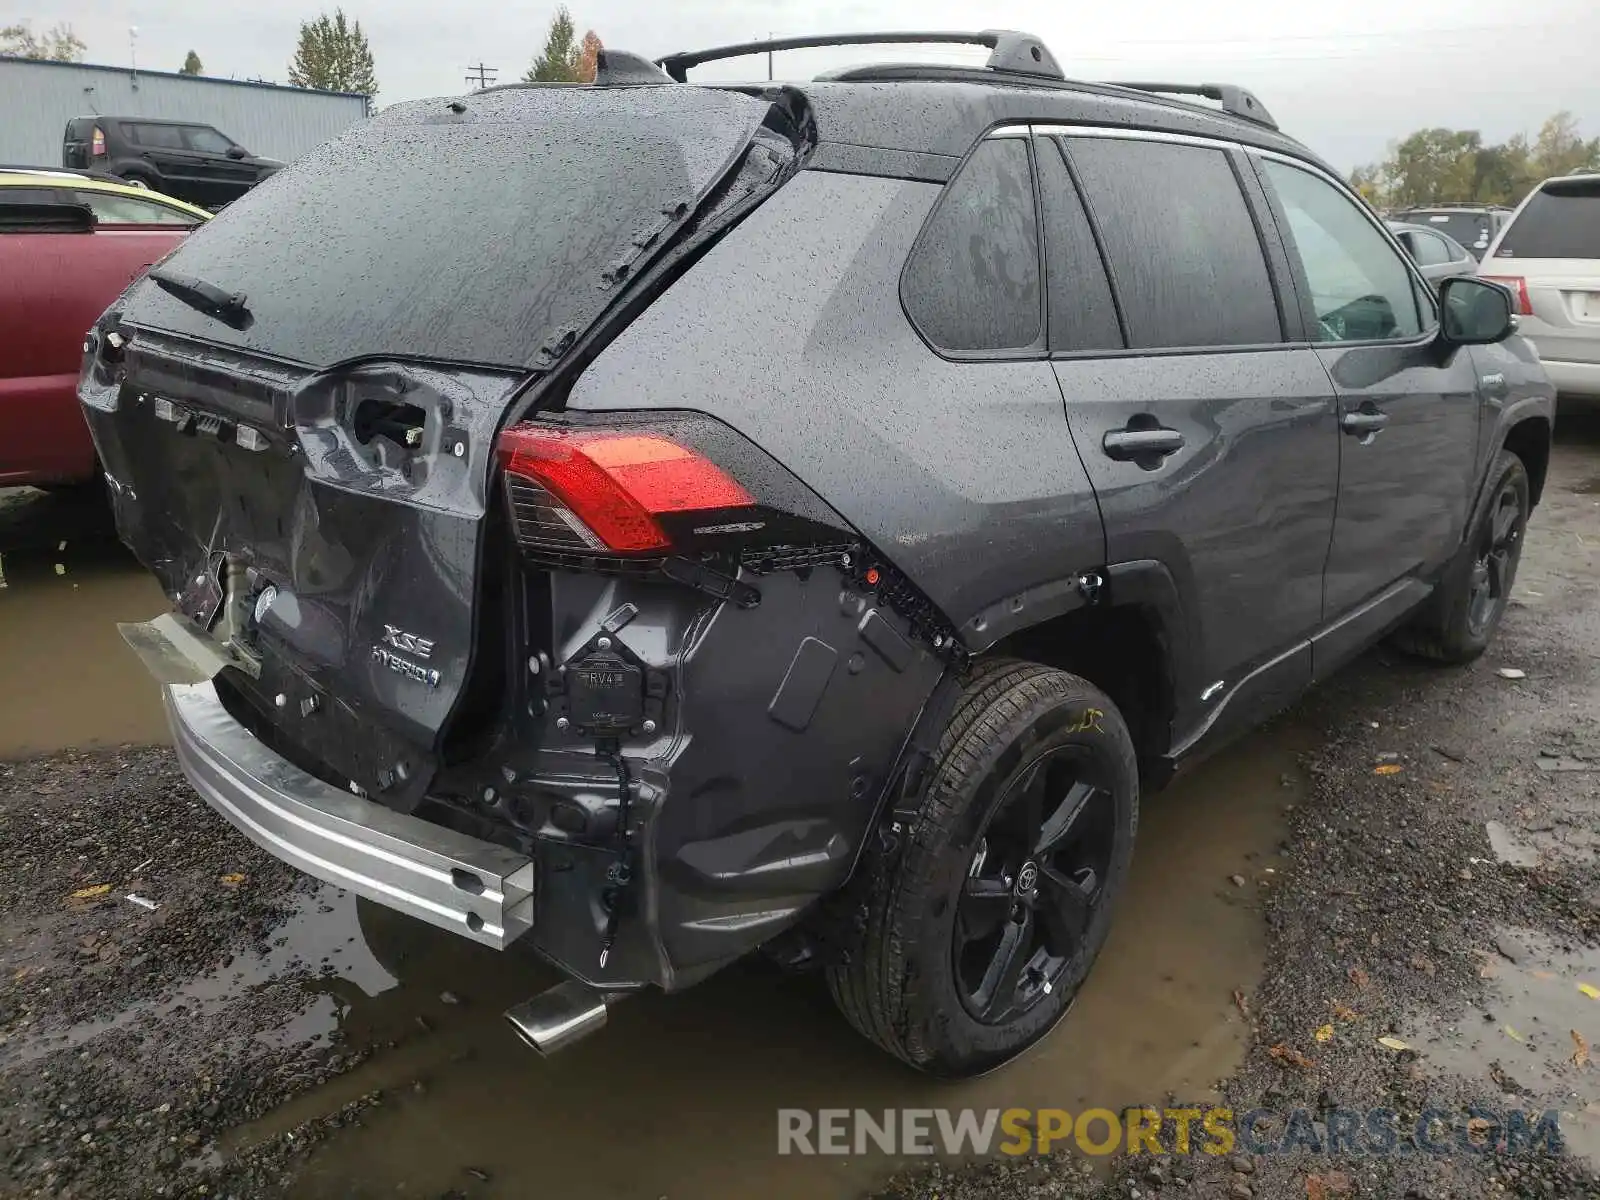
[1480,173,1600,400]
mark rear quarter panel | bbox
[0,225,184,484]
[565,168,1107,635]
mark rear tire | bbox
[826,660,1138,1077]
[117,171,155,191]
[1392,450,1530,664]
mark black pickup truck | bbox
[81,32,1555,1078]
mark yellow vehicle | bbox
[0,167,213,225]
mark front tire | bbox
[1393,450,1530,664]
[827,660,1138,1077]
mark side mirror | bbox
[1440,276,1514,346]
[225,145,248,159]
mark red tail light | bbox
[91,126,106,157]
[1481,275,1532,316]
[498,425,755,555]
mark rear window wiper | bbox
[147,267,253,330]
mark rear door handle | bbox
[1340,408,1390,438]
[1102,427,1185,461]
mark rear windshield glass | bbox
[1393,210,1495,251]
[117,87,775,369]
[1495,181,1600,260]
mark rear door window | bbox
[1410,230,1455,266]
[184,126,234,155]
[128,124,185,150]
[1495,179,1600,260]
[902,137,1042,353]
[76,190,201,225]
[1063,137,1282,349]
[1034,138,1123,353]
[1261,158,1423,343]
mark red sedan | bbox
[0,170,207,487]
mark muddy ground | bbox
[1,415,1597,1200]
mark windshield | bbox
[1494,180,1600,260]
[1393,210,1495,256]
[116,86,777,369]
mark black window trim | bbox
[897,124,1050,363]
[1034,123,1311,361]
[1247,148,1441,347]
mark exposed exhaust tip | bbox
[504,979,611,1056]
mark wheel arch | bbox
[984,563,1190,787]
[110,158,159,184]
[1500,415,1551,507]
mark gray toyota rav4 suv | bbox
[81,32,1554,1078]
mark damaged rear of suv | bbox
[84,32,1552,1078]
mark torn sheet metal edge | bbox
[118,610,258,684]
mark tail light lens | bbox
[498,425,756,555]
[91,126,106,157]
[1481,275,1532,316]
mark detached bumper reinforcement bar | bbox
[160,680,535,949]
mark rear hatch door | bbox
[82,84,797,803]
[1486,177,1600,364]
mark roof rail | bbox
[1104,82,1277,130]
[655,31,1063,84]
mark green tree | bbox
[1350,115,1600,209]
[180,49,203,75]
[1381,128,1482,208]
[1470,134,1530,204]
[1,20,86,61]
[524,7,600,83]
[1349,164,1386,208]
[288,8,378,97]
[1529,111,1600,179]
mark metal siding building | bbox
[0,57,369,166]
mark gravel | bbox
[0,746,363,1199]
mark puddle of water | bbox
[0,890,396,1070]
[1485,821,1542,869]
[1416,928,1600,1166]
[222,719,1309,1199]
[0,487,170,757]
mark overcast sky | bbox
[32,0,1600,169]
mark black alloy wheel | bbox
[954,749,1115,1025]
[1392,449,1531,665]
[1466,471,1527,637]
[826,660,1139,1077]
